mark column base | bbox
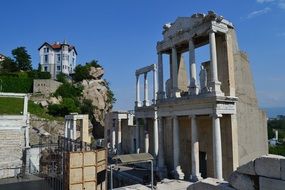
[135,101,142,107]
[172,166,184,180]
[157,91,165,100]
[188,85,199,95]
[171,89,181,98]
[143,100,151,106]
[189,173,203,182]
[210,81,224,96]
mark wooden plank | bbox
[84,181,96,190]
[70,168,83,184]
[84,151,96,166]
[70,152,83,168]
[70,183,83,190]
[97,149,106,162]
[84,166,96,181]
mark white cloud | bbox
[247,7,271,18]
[278,0,285,9]
[256,0,285,9]
[257,0,275,3]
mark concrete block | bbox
[187,178,235,190]
[228,171,255,190]
[281,158,285,180]
[259,176,285,190]
[237,160,256,175]
[255,154,284,179]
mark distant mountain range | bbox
[262,107,285,118]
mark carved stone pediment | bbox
[162,11,232,41]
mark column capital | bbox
[208,28,217,34]
[188,115,196,119]
[210,113,222,118]
[171,115,178,120]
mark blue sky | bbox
[0,0,284,110]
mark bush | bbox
[72,60,102,82]
[54,82,82,99]
[48,98,78,116]
[0,76,33,93]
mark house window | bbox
[44,55,48,63]
[57,66,61,71]
[44,66,48,71]
[57,54,61,62]
[72,58,75,64]
[44,47,49,53]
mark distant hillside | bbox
[263,107,285,118]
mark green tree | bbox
[12,47,32,71]
[0,57,18,72]
[72,60,102,82]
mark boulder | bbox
[228,171,255,190]
[40,100,48,107]
[281,159,285,180]
[237,160,256,175]
[89,67,104,79]
[259,176,285,190]
[187,178,235,190]
[255,154,284,179]
[47,96,62,105]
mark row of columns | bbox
[64,119,77,140]
[136,65,158,107]
[135,113,223,181]
[110,118,122,155]
[157,29,223,98]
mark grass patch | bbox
[0,97,63,120]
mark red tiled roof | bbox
[51,44,62,49]
[38,42,78,55]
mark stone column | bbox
[209,30,223,96]
[157,52,165,99]
[73,119,77,140]
[135,118,140,153]
[158,117,167,178]
[171,47,179,98]
[112,119,116,154]
[153,64,158,104]
[143,73,149,106]
[153,112,159,159]
[64,120,68,138]
[144,118,149,153]
[212,113,223,180]
[23,95,28,116]
[189,115,202,181]
[135,74,141,107]
[172,116,184,179]
[117,119,122,154]
[188,40,198,95]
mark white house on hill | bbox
[38,40,77,79]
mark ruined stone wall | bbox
[233,51,268,166]
[121,120,136,154]
[33,79,62,95]
[0,128,24,178]
[217,28,268,167]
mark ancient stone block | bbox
[255,155,284,179]
[259,176,285,190]
[281,158,285,180]
[187,178,235,190]
[228,171,255,190]
[237,160,256,175]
